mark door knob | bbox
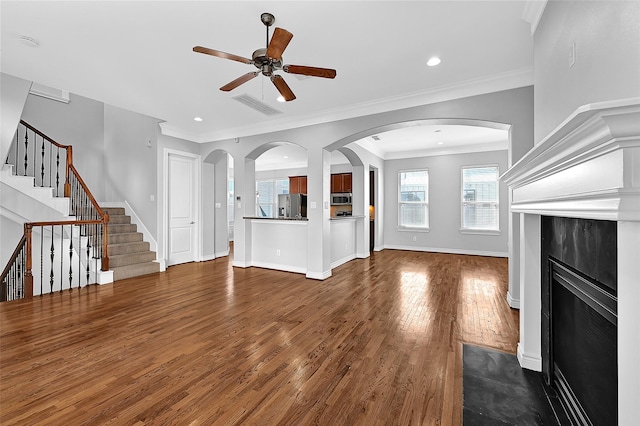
[190,221,195,224]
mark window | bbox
[461,166,499,232]
[256,179,288,217]
[398,170,429,229]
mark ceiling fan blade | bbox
[220,72,260,92]
[193,46,253,64]
[283,64,336,79]
[266,28,293,60]
[271,75,296,101]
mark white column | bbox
[517,213,542,371]
[618,220,640,424]
[351,164,369,258]
[306,147,331,279]
[507,201,521,308]
[232,157,255,268]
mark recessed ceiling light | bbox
[277,96,286,103]
[284,155,289,159]
[437,141,444,145]
[18,35,39,48]
[193,117,203,122]
[427,57,441,67]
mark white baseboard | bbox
[154,259,166,272]
[232,260,250,268]
[356,251,370,259]
[215,249,230,258]
[96,270,113,285]
[306,270,332,280]
[517,343,542,371]
[250,261,306,275]
[383,244,508,258]
[507,291,520,309]
[331,254,356,269]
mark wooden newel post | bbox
[101,213,110,271]
[24,224,33,299]
[64,146,72,197]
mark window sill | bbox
[459,228,500,236]
[398,227,430,233]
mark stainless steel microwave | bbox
[331,193,352,205]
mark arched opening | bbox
[203,149,234,258]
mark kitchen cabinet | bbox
[289,176,307,194]
[331,173,352,193]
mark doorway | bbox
[164,150,200,266]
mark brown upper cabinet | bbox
[331,173,352,193]
[289,176,307,194]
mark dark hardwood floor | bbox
[0,250,517,425]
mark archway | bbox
[203,149,234,259]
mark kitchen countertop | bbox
[243,216,308,221]
[329,215,365,220]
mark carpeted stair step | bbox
[109,223,137,234]
[108,241,150,256]
[108,214,132,225]
[109,232,143,244]
[103,207,125,216]
[112,262,160,281]
[100,205,161,282]
[110,251,157,268]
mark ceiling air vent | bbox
[29,83,70,103]
[371,135,381,141]
[232,94,282,116]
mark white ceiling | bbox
[1,1,533,151]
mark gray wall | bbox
[103,104,161,235]
[0,73,32,163]
[534,0,640,142]
[384,149,509,256]
[21,93,106,199]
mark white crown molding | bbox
[522,0,548,35]
[161,67,534,144]
[502,98,640,221]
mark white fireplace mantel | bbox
[501,98,640,423]
[501,98,640,221]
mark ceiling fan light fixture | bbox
[276,95,286,103]
[427,57,441,67]
[193,116,203,122]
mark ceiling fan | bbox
[193,12,336,102]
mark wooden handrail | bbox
[2,121,112,302]
[19,120,70,149]
[68,165,109,270]
[0,235,26,286]
[68,165,107,218]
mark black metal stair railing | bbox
[1,121,110,301]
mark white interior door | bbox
[168,153,198,266]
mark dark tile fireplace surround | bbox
[541,216,617,425]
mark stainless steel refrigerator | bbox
[277,194,307,218]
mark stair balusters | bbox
[1,121,110,301]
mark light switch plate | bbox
[310,201,317,209]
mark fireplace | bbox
[542,216,617,424]
[500,99,640,423]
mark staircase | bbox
[104,207,160,281]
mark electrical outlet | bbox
[276,249,281,256]
[412,236,417,242]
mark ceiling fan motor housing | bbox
[252,48,283,76]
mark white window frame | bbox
[460,165,500,235]
[255,178,289,218]
[397,169,430,231]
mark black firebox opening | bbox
[541,216,618,425]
